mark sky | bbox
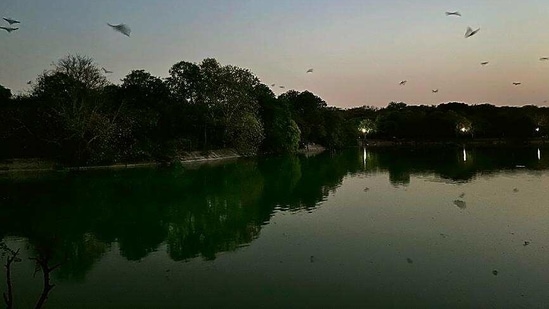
[1,0,549,108]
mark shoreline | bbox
[1,139,546,173]
[0,149,243,173]
[0,147,322,173]
[364,138,547,148]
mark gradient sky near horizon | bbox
[1,0,549,108]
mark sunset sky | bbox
[1,0,549,108]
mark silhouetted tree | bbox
[282,90,327,146]
[119,69,171,160]
[0,84,11,103]
[31,54,120,164]
[256,84,300,153]
[3,54,549,165]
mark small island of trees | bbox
[0,54,548,166]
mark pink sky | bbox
[1,0,548,108]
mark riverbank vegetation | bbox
[1,55,548,166]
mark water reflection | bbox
[0,146,548,282]
[0,154,359,279]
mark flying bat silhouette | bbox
[465,27,480,38]
[0,26,18,33]
[2,17,20,25]
[107,23,131,37]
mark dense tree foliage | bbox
[366,102,548,140]
[118,69,171,160]
[165,58,265,152]
[0,84,11,103]
[255,84,300,153]
[1,54,548,165]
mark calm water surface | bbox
[1,147,549,308]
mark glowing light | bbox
[538,148,541,160]
[463,147,467,162]
[361,128,367,134]
[460,127,467,133]
[535,127,540,132]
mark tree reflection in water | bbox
[0,146,547,283]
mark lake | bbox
[1,146,549,308]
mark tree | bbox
[282,90,327,146]
[0,84,11,103]
[166,59,221,149]
[256,84,301,153]
[166,61,201,104]
[31,54,120,164]
[166,58,265,152]
[226,112,265,155]
[119,70,171,160]
[358,118,377,136]
[322,107,348,148]
[216,65,262,146]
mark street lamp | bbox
[457,124,474,138]
[359,128,368,146]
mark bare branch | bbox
[2,248,20,309]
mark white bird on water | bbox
[0,26,18,33]
[445,11,461,17]
[107,23,131,37]
[432,89,438,93]
[465,27,480,38]
[399,80,407,86]
[2,17,20,25]
[102,67,113,74]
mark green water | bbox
[1,147,549,308]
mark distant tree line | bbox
[0,54,548,165]
[349,101,549,141]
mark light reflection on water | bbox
[1,147,549,308]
